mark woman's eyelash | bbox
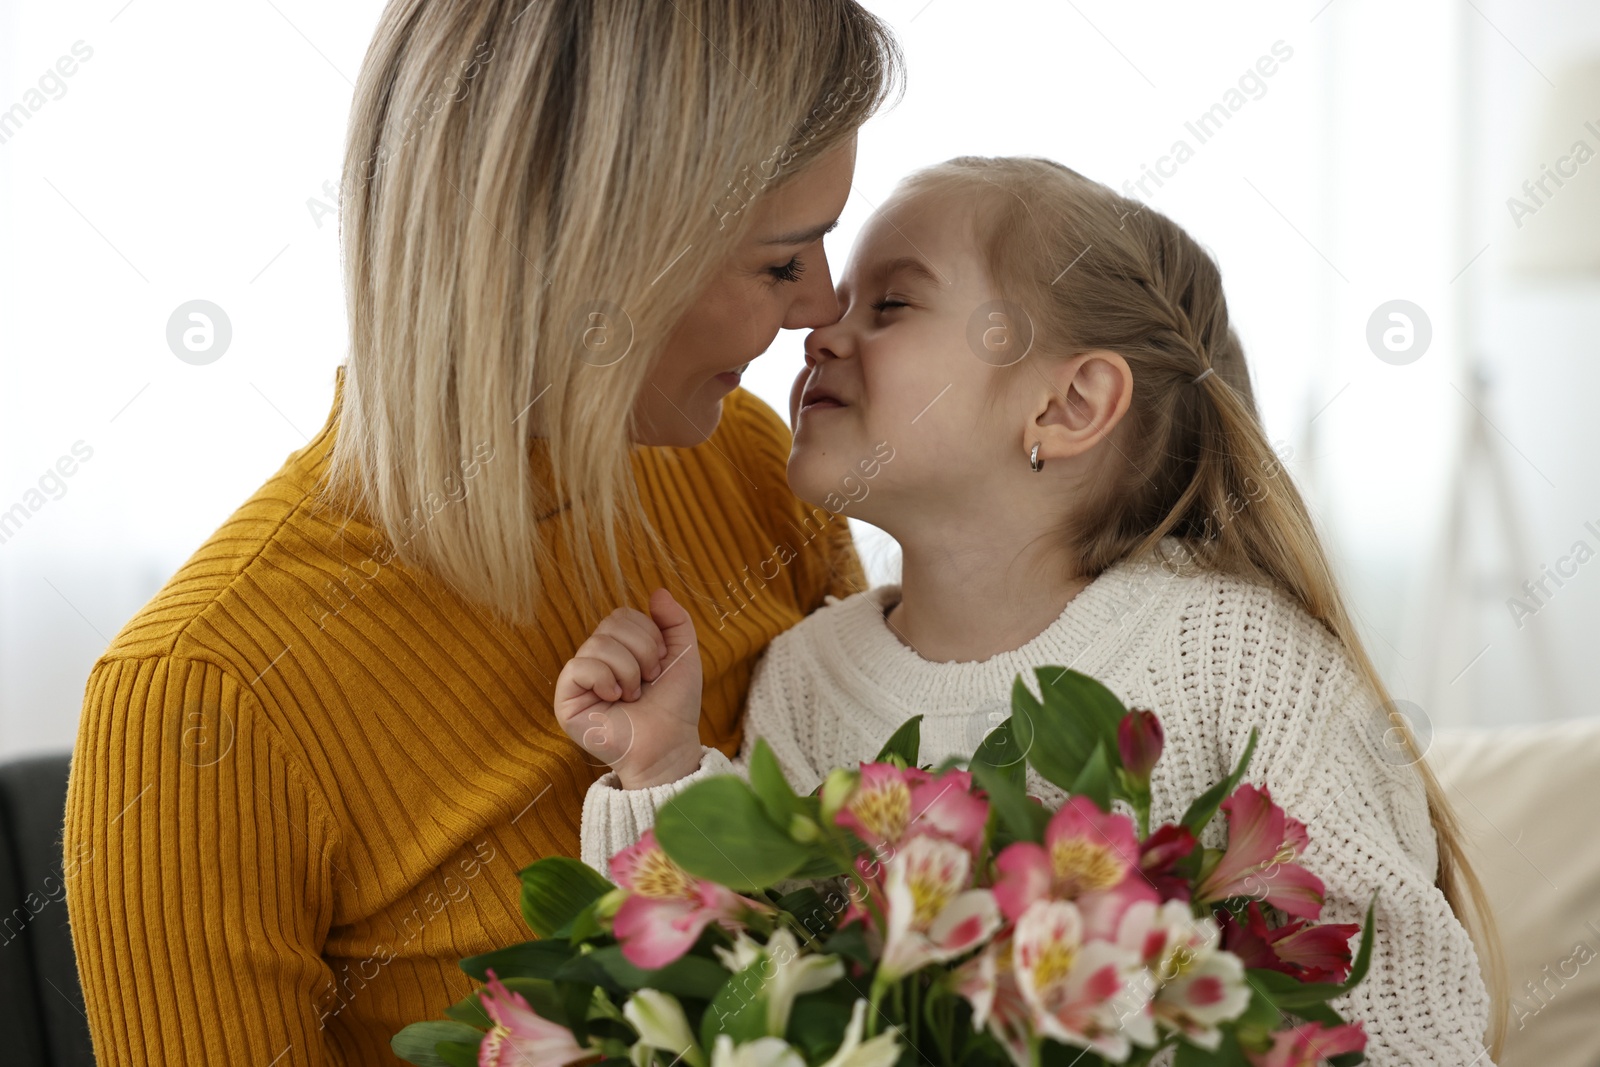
[769,256,805,283]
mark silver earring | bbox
[1030,442,1043,472]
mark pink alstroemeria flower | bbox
[609,830,761,968]
[835,763,988,856]
[878,833,1002,980]
[1195,785,1325,921]
[1012,899,1155,1061]
[1246,1021,1368,1067]
[1112,900,1251,1051]
[1219,901,1360,985]
[993,796,1157,925]
[1138,823,1197,904]
[953,937,1033,1067]
[478,967,592,1067]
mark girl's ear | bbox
[1028,349,1134,462]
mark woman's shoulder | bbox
[716,385,790,447]
[702,387,800,491]
[102,463,350,670]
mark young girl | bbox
[554,156,1502,1064]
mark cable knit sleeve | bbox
[578,747,741,874]
[1212,589,1494,1066]
[578,627,828,874]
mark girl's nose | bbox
[802,320,849,367]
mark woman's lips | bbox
[715,362,751,387]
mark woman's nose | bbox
[781,247,842,331]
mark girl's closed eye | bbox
[870,295,910,312]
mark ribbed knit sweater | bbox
[63,364,866,1066]
[581,540,1495,1066]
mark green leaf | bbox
[559,945,731,1000]
[1240,895,1375,1016]
[519,857,615,938]
[969,760,1047,844]
[391,1021,486,1067]
[787,851,848,881]
[787,987,858,1060]
[1340,892,1379,994]
[1245,968,1335,1009]
[873,715,924,766]
[442,990,492,1030]
[561,897,606,943]
[1227,982,1283,1053]
[1039,1038,1111,1066]
[1172,1030,1248,1066]
[459,939,576,982]
[656,777,811,891]
[821,924,873,967]
[700,958,774,1050]
[1179,728,1259,835]
[1020,669,1128,794]
[1068,740,1114,812]
[970,713,1034,788]
[436,1041,482,1067]
[505,977,571,1026]
[775,887,841,939]
[560,980,595,1045]
[748,739,804,830]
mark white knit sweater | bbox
[579,538,1494,1065]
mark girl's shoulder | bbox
[1145,545,1350,663]
[766,582,897,658]
[1146,555,1373,737]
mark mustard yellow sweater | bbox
[63,365,866,1065]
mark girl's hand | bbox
[553,587,705,789]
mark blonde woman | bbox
[62,2,902,1063]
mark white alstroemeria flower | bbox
[624,989,707,1067]
[760,928,846,1036]
[819,999,901,1067]
[709,1034,806,1067]
[713,931,767,975]
[714,927,845,1037]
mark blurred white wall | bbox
[0,0,1594,758]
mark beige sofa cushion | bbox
[1427,720,1600,1067]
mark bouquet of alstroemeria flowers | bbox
[395,668,1376,1067]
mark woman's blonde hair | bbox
[317,0,902,627]
[898,156,1505,1056]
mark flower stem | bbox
[778,910,822,952]
[867,975,889,1038]
[907,976,921,1051]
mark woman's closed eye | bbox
[767,256,806,284]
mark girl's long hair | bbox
[899,156,1505,1057]
[317,0,902,626]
